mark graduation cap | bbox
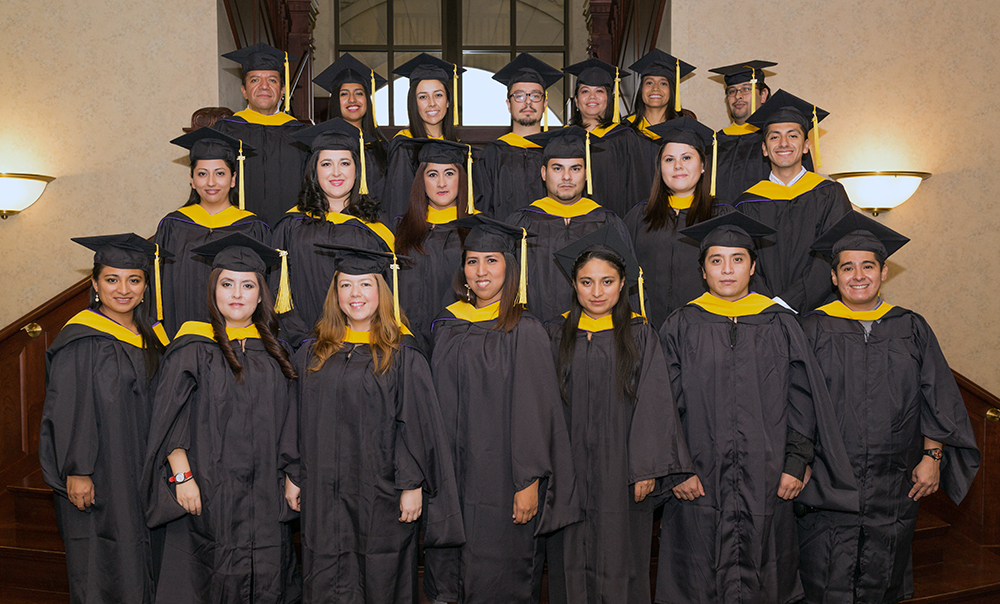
[680,211,776,257]
[628,49,696,114]
[394,54,465,127]
[73,233,173,322]
[315,243,411,323]
[810,211,910,263]
[746,89,830,167]
[416,139,477,214]
[564,58,630,125]
[526,126,594,196]
[292,118,373,195]
[454,214,535,305]
[648,116,719,197]
[313,53,388,127]
[223,43,297,113]
[709,60,776,116]
[172,128,255,211]
[494,54,564,132]
[191,233,293,313]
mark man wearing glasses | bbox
[475,53,563,218]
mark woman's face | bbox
[215,270,261,328]
[337,272,380,331]
[660,142,703,197]
[191,159,236,205]
[317,150,356,202]
[464,251,506,308]
[93,266,146,321]
[415,79,449,127]
[339,83,368,127]
[575,85,608,122]
[641,76,672,110]
[573,258,623,320]
[423,163,460,210]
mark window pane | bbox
[517,0,564,46]
[339,0,387,46]
[394,0,441,46]
[390,51,444,126]
[463,0,510,46]
[531,52,565,124]
[461,52,562,126]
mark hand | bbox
[513,479,540,525]
[284,475,301,512]
[175,479,202,515]
[777,473,805,500]
[66,475,95,511]
[672,475,705,501]
[803,464,813,487]
[634,479,655,503]
[399,488,423,523]
[909,457,941,501]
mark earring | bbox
[95,292,100,303]
[464,283,473,302]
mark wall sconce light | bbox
[0,173,56,219]
[829,171,931,216]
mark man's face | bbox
[541,158,586,203]
[507,82,546,128]
[725,83,769,123]
[762,123,810,171]
[832,250,887,311]
[701,246,755,301]
[242,70,282,114]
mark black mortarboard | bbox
[393,53,464,84]
[314,53,388,94]
[629,50,695,114]
[493,53,563,89]
[680,212,775,255]
[811,211,909,262]
[292,118,375,195]
[564,58,628,86]
[191,232,281,273]
[747,89,830,166]
[553,224,640,286]
[74,233,173,321]
[171,128,252,164]
[222,43,295,74]
[709,60,777,87]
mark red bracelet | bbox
[169,471,193,484]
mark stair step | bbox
[0,545,68,593]
[913,511,951,568]
[0,586,69,604]
[8,483,56,529]
[907,530,1000,603]
[0,524,65,553]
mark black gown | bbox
[152,204,271,338]
[424,301,580,604]
[280,330,464,603]
[797,301,980,604]
[624,198,732,329]
[39,310,162,604]
[656,293,857,604]
[714,123,815,204]
[270,209,394,347]
[474,133,545,219]
[733,172,852,312]
[507,197,636,323]
[544,313,692,604]
[623,114,661,195]
[143,322,301,604]
[212,109,308,228]
[586,123,655,217]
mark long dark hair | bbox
[629,75,681,126]
[452,250,523,332]
[89,264,165,380]
[206,268,297,382]
[395,162,470,256]
[296,147,381,223]
[407,79,459,140]
[643,142,715,231]
[329,84,389,172]
[184,158,239,207]
[570,83,615,129]
[557,250,640,403]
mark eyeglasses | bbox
[726,85,754,99]
[508,92,544,103]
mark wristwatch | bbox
[169,471,194,484]
[923,448,944,461]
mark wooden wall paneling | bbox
[0,352,22,470]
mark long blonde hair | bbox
[308,272,408,374]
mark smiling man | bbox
[795,211,980,604]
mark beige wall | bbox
[673,0,1000,394]
[0,1,222,329]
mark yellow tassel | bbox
[750,68,757,116]
[238,140,246,210]
[674,59,682,113]
[638,267,647,323]
[453,65,459,127]
[466,144,475,214]
[154,244,164,322]
[359,130,369,195]
[612,67,621,125]
[811,106,822,168]
[275,249,294,313]
[370,69,378,127]
[284,52,291,114]
[585,132,593,196]
[543,91,549,132]
[391,253,401,324]
[710,131,718,198]
[517,228,528,306]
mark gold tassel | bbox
[585,132,593,196]
[359,130,369,195]
[811,106,822,168]
[238,140,246,210]
[391,253,401,324]
[453,65,459,127]
[674,59,682,113]
[275,249,294,313]
[154,244,164,322]
[466,144,475,214]
[750,68,757,115]
[543,91,549,132]
[638,267,647,323]
[517,228,528,306]
[370,69,378,127]
[710,131,718,198]
[612,67,621,124]
[284,52,291,114]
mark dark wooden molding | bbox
[184,107,236,132]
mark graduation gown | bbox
[271,209,395,347]
[212,109,308,228]
[797,301,980,604]
[655,293,857,604]
[142,322,301,604]
[587,123,655,217]
[624,115,662,193]
[153,204,271,338]
[39,310,163,604]
[395,206,464,351]
[733,172,852,312]
[474,133,545,219]
[507,197,636,323]
[279,329,464,603]
[424,301,580,604]
[624,198,731,329]
[544,313,692,604]
[714,123,815,204]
